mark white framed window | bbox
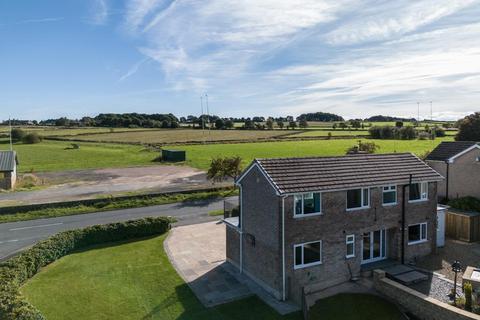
[382,185,397,205]
[294,192,321,217]
[294,240,322,269]
[408,222,427,244]
[346,188,370,210]
[409,182,428,202]
[346,234,355,258]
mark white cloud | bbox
[17,17,65,24]
[121,0,480,119]
[90,0,109,25]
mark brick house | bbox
[0,151,18,190]
[225,153,443,305]
[425,141,480,200]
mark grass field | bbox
[0,139,158,172]
[56,129,296,144]
[0,126,157,136]
[21,234,403,320]
[167,137,454,170]
[293,130,370,137]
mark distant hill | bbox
[365,115,416,122]
[297,112,344,122]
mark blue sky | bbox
[1,0,479,121]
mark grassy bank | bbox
[0,189,237,223]
[167,137,453,170]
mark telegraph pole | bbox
[205,93,211,138]
[200,96,205,144]
[417,102,420,126]
[9,117,12,151]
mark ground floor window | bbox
[346,234,355,258]
[294,240,322,269]
[408,222,427,244]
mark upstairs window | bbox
[409,182,428,202]
[382,185,397,205]
[294,193,321,217]
[346,188,370,210]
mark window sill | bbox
[345,255,355,259]
[408,239,428,245]
[346,206,370,212]
[294,261,322,270]
[408,199,428,204]
[382,202,397,207]
[294,212,323,219]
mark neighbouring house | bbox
[225,153,443,305]
[0,150,18,190]
[425,141,480,200]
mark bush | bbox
[22,133,42,144]
[448,196,480,212]
[0,217,171,320]
[10,128,25,141]
[465,281,473,311]
[418,132,430,140]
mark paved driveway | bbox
[164,221,252,307]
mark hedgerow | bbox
[0,217,171,320]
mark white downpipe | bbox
[239,185,243,274]
[282,195,287,301]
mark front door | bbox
[362,229,387,264]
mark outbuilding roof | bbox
[0,151,18,172]
[425,141,479,162]
[237,153,443,194]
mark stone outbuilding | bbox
[0,151,18,190]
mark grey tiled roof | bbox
[0,151,17,172]
[253,153,443,194]
[425,141,478,161]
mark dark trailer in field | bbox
[162,149,186,162]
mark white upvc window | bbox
[346,234,355,258]
[409,182,428,202]
[382,185,397,205]
[346,188,370,210]
[408,222,427,244]
[294,192,322,217]
[294,240,322,269]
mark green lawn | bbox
[168,137,454,170]
[21,234,404,320]
[309,293,406,320]
[21,234,301,320]
[0,139,158,172]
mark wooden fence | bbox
[446,210,480,242]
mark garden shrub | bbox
[448,196,480,212]
[465,281,473,311]
[22,133,42,144]
[0,217,171,320]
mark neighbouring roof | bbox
[0,151,17,172]
[238,153,443,194]
[425,141,479,162]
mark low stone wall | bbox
[373,270,480,320]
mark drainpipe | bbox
[239,185,243,274]
[401,174,413,265]
[445,161,450,202]
[281,195,287,301]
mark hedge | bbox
[0,217,171,320]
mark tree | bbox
[266,118,274,130]
[207,156,242,183]
[215,118,225,129]
[244,119,255,130]
[299,119,308,129]
[456,112,480,141]
[350,120,361,129]
[277,120,284,129]
[339,122,348,130]
[296,112,344,122]
[395,121,403,128]
[22,132,42,144]
[332,123,337,130]
[11,128,25,141]
[346,140,380,154]
[224,119,234,129]
[288,121,297,130]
